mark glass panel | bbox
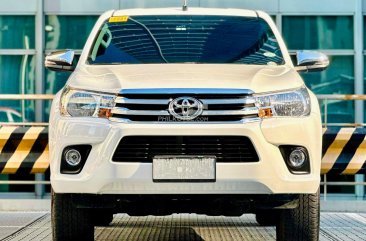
[45,15,98,50]
[11,112,22,122]
[0,175,9,192]
[0,55,36,121]
[89,15,284,65]
[0,16,35,49]
[363,16,366,50]
[0,111,8,122]
[270,15,276,23]
[0,174,37,193]
[321,175,355,195]
[363,56,366,121]
[45,70,70,94]
[302,56,354,123]
[283,16,353,49]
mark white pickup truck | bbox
[46,7,328,241]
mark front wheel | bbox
[276,189,320,241]
[52,191,94,241]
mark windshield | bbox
[88,15,284,65]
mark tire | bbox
[255,210,277,226]
[276,189,320,241]
[52,190,94,241]
[92,210,114,226]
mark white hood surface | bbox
[68,64,304,94]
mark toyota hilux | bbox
[46,7,328,241]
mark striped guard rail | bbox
[0,126,365,175]
[0,126,48,174]
[322,127,366,175]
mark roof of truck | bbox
[112,7,258,18]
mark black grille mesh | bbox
[112,136,259,163]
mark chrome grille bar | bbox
[111,107,258,116]
[202,107,258,116]
[115,97,257,105]
[111,88,259,123]
[111,108,170,116]
[115,97,170,105]
[201,98,256,105]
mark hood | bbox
[68,64,304,94]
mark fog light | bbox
[288,148,306,168]
[61,145,91,174]
[65,149,81,166]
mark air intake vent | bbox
[112,136,259,163]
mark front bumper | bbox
[50,99,321,194]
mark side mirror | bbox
[294,51,329,72]
[45,50,76,72]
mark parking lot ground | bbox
[1,212,366,241]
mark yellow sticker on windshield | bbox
[109,16,129,23]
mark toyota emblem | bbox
[168,97,203,120]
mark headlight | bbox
[255,87,311,118]
[60,88,115,118]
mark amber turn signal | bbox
[258,108,273,118]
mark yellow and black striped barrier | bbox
[0,126,49,174]
[0,126,365,175]
[322,127,366,175]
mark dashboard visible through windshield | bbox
[88,15,285,65]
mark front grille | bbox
[110,88,259,123]
[112,136,259,163]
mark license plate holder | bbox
[153,155,216,182]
